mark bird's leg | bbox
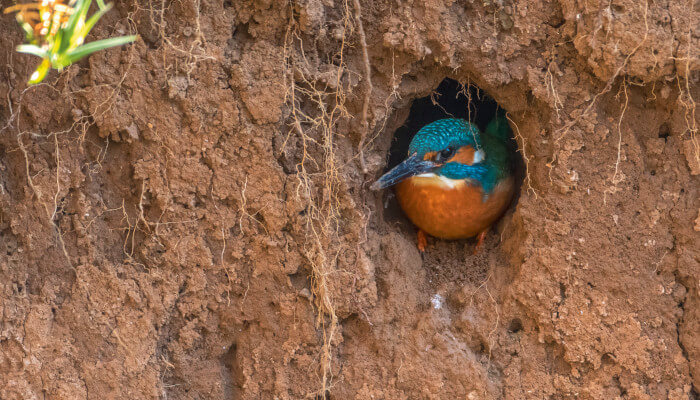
[473,229,488,255]
[417,229,428,253]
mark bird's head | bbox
[371,118,486,190]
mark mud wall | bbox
[0,0,698,398]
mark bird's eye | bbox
[436,147,455,162]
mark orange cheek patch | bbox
[423,151,437,161]
[448,146,476,165]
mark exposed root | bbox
[602,76,630,204]
[551,0,649,171]
[113,180,151,259]
[505,113,538,200]
[363,48,399,154]
[238,176,269,235]
[430,90,456,118]
[283,0,360,396]
[613,76,629,185]
[119,199,137,258]
[352,0,373,174]
[469,273,500,364]
[457,79,478,123]
[4,10,210,268]
[3,17,138,267]
[545,62,564,120]
[12,85,87,266]
[82,201,125,233]
[145,0,216,81]
[484,280,499,364]
[675,0,698,169]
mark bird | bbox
[371,115,515,253]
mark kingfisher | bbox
[371,116,515,252]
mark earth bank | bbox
[0,0,698,398]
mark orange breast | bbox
[395,175,514,239]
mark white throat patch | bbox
[473,149,486,164]
[414,173,463,189]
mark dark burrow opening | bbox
[378,78,524,283]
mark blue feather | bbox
[438,162,499,194]
[408,119,481,155]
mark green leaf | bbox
[59,0,93,54]
[17,20,36,43]
[10,0,137,84]
[16,44,49,59]
[74,3,113,48]
[64,35,137,64]
[28,58,51,84]
[53,29,66,54]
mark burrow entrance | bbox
[378,78,524,285]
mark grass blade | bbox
[64,35,137,63]
[76,3,112,44]
[28,58,51,84]
[59,0,92,53]
[16,44,48,58]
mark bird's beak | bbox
[370,153,436,190]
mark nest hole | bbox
[379,78,524,277]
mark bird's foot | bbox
[473,230,488,255]
[417,229,428,253]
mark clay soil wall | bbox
[0,0,698,398]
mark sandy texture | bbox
[0,0,698,398]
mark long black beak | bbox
[370,154,436,190]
